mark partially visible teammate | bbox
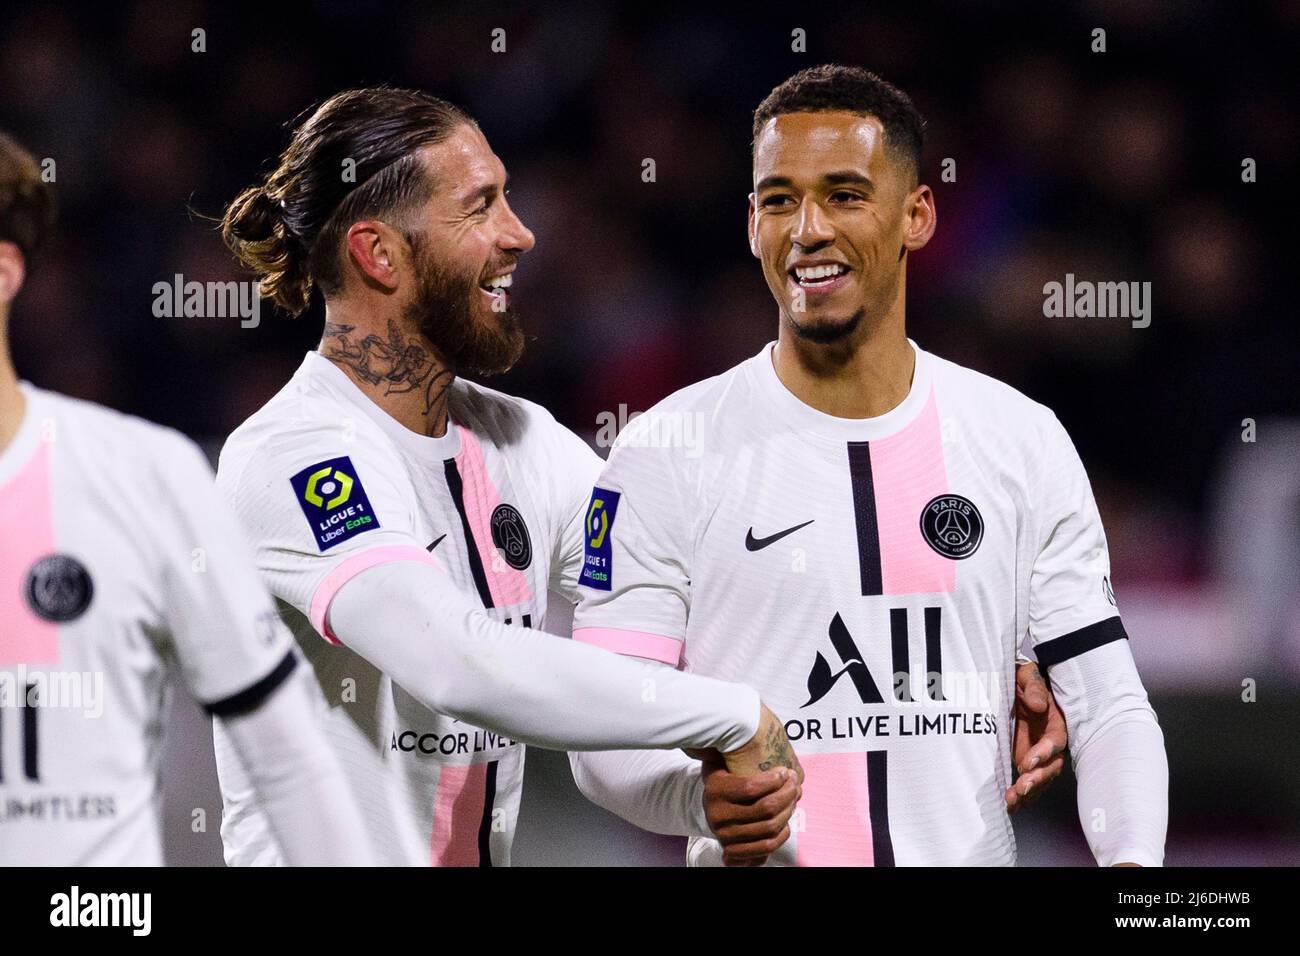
[570,66,1168,866]
[0,131,371,865]
[212,88,795,867]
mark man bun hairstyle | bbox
[0,130,57,269]
[222,86,474,316]
[753,64,926,183]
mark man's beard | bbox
[787,306,865,345]
[405,248,525,378]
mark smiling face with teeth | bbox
[749,111,935,348]
[395,124,536,376]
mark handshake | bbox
[689,703,805,867]
[689,662,1069,866]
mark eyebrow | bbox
[755,170,875,194]
[824,170,874,191]
[460,174,507,208]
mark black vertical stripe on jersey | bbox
[846,442,883,596]
[477,760,499,867]
[443,458,494,609]
[22,683,39,782]
[867,750,895,867]
[889,608,911,702]
[925,606,945,701]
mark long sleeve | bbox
[326,559,761,753]
[570,748,713,838]
[1024,410,1168,865]
[1043,638,1168,867]
[216,665,374,866]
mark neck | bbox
[772,291,914,420]
[0,314,26,456]
[317,301,455,439]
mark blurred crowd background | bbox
[4,0,1297,865]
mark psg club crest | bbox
[490,503,532,571]
[24,553,94,622]
[920,495,984,560]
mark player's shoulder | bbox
[451,375,593,463]
[927,348,1062,435]
[451,376,555,441]
[216,362,397,496]
[610,354,753,452]
[28,384,208,473]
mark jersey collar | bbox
[299,351,462,461]
[0,383,44,490]
[750,337,932,442]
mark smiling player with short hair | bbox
[570,65,1168,867]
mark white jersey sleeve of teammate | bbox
[217,422,435,634]
[1024,413,1168,867]
[542,423,605,604]
[152,434,369,865]
[147,433,294,708]
[567,419,713,835]
[218,413,759,750]
[569,417,696,665]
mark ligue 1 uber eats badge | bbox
[579,488,620,590]
[291,456,380,551]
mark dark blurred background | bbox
[4,0,1297,865]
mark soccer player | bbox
[212,87,795,867]
[569,65,1168,866]
[0,131,371,865]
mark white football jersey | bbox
[574,339,1128,866]
[0,384,294,866]
[213,351,600,866]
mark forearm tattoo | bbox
[757,719,797,773]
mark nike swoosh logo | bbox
[426,534,447,553]
[745,519,814,551]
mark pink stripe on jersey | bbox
[0,442,59,666]
[794,752,875,866]
[309,545,444,644]
[454,425,532,609]
[870,387,955,595]
[430,763,487,866]
[572,627,684,667]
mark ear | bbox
[902,183,936,253]
[0,241,26,307]
[747,193,760,259]
[344,220,405,292]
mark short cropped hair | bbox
[753,65,926,181]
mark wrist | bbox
[715,684,762,754]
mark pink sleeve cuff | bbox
[572,627,683,667]
[309,545,444,644]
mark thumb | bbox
[1018,670,1049,713]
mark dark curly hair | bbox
[753,65,926,182]
[0,130,57,269]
